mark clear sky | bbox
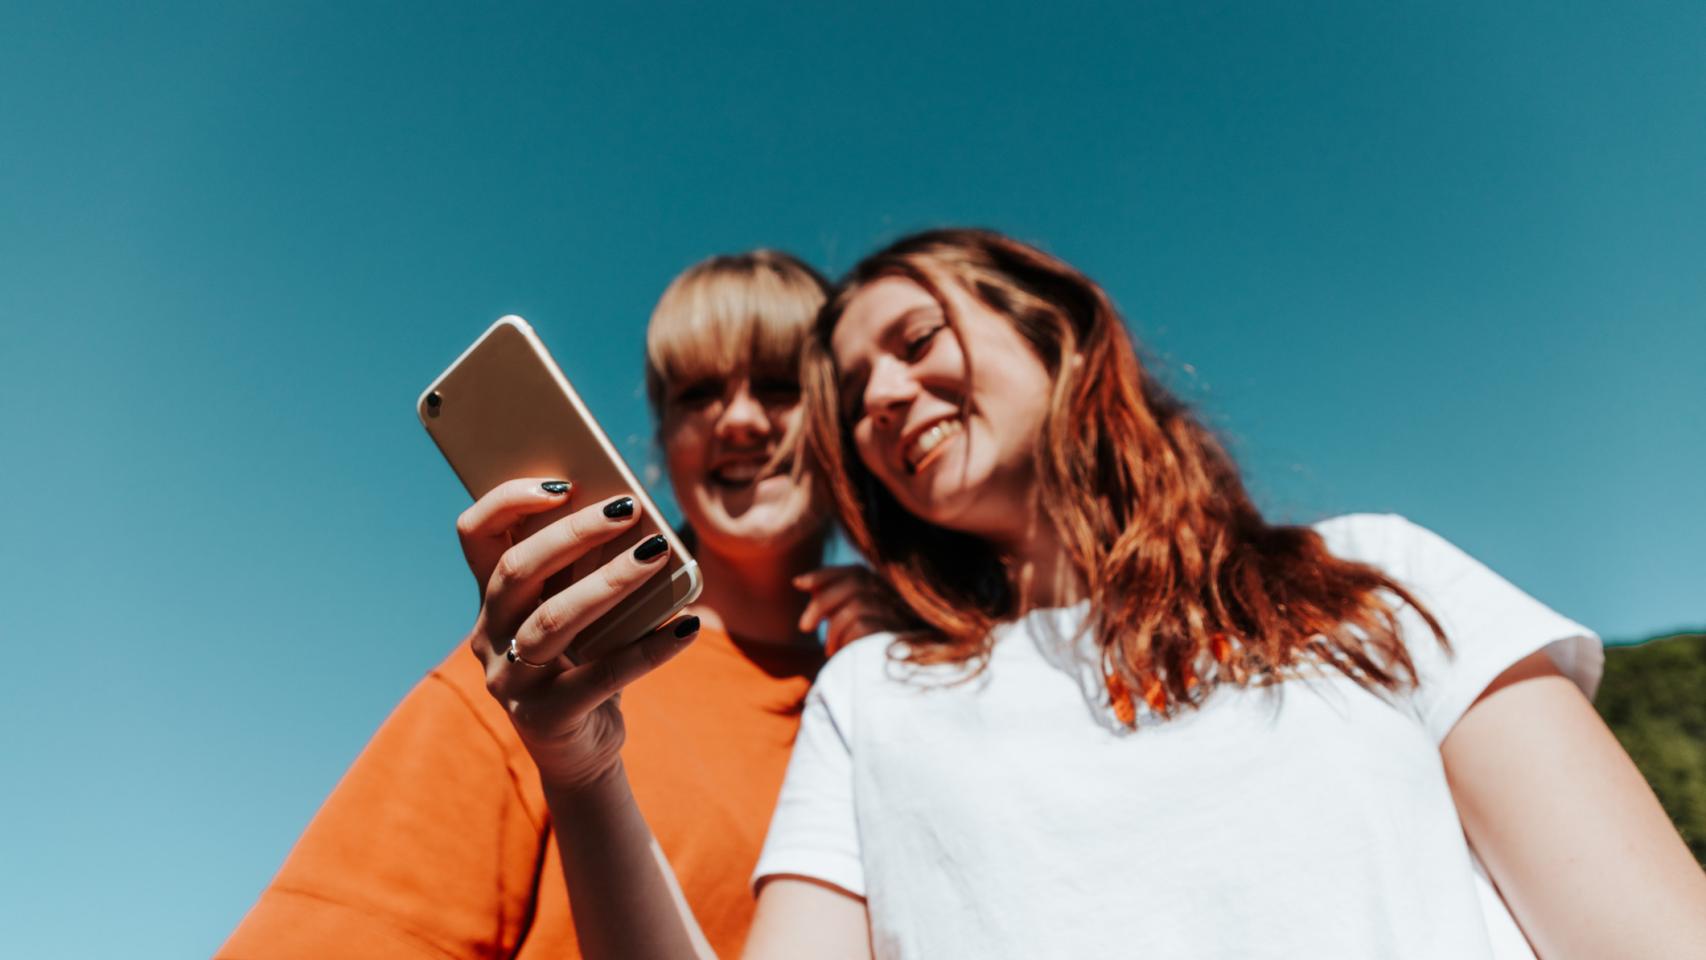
[1,2,1702,956]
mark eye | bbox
[671,380,721,408]
[902,323,945,362]
[751,377,801,404]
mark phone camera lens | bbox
[426,391,442,416]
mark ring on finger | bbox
[506,638,554,669]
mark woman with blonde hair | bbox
[468,228,1706,959]
[221,250,899,959]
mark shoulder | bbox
[821,630,894,674]
[1316,514,1604,728]
[802,630,905,734]
[1312,512,1429,569]
[1311,511,1516,628]
[1312,512,1480,590]
[814,631,889,695]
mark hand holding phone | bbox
[419,316,702,663]
[419,316,706,787]
[449,473,703,788]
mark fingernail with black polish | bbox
[673,615,701,638]
[633,534,668,561]
[603,496,635,519]
[542,480,570,494]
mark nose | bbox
[861,355,917,429]
[714,381,772,443]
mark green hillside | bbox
[1595,631,1706,866]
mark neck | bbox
[997,512,1084,613]
[689,532,827,647]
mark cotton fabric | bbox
[755,515,1600,959]
[222,626,821,960]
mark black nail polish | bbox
[673,615,701,638]
[603,496,635,519]
[632,534,668,561]
[542,480,570,494]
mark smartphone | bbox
[417,316,701,661]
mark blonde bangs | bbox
[645,250,829,412]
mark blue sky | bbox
[1,2,1702,956]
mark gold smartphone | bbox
[418,316,701,661]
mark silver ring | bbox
[506,638,553,669]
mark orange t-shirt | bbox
[219,626,822,960]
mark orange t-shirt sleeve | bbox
[219,652,546,960]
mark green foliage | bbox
[1594,631,1706,866]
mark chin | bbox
[912,493,983,535]
[896,464,1019,542]
[702,514,822,559]
[898,458,985,519]
[689,489,823,556]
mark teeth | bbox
[908,419,962,465]
[714,461,763,483]
[917,423,951,454]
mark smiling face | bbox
[659,367,825,560]
[645,251,832,563]
[831,274,1056,547]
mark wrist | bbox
[543,758,632,812]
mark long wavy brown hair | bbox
[801,228,1445,723]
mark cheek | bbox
[660,423,708,483]
[976,351,1051,424]
[850,423,886,476]
[772,401,805,435]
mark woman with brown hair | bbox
[220,250,900,959]
[465,230,1706,959]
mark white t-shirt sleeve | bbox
[1339,514,1603,745]
[751,640,869,898]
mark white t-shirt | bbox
[754,514,1601,959]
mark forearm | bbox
[546,763,718,960]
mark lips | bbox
[712,462,761,485]
[902,416,963,474]
[709,453,789,487]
